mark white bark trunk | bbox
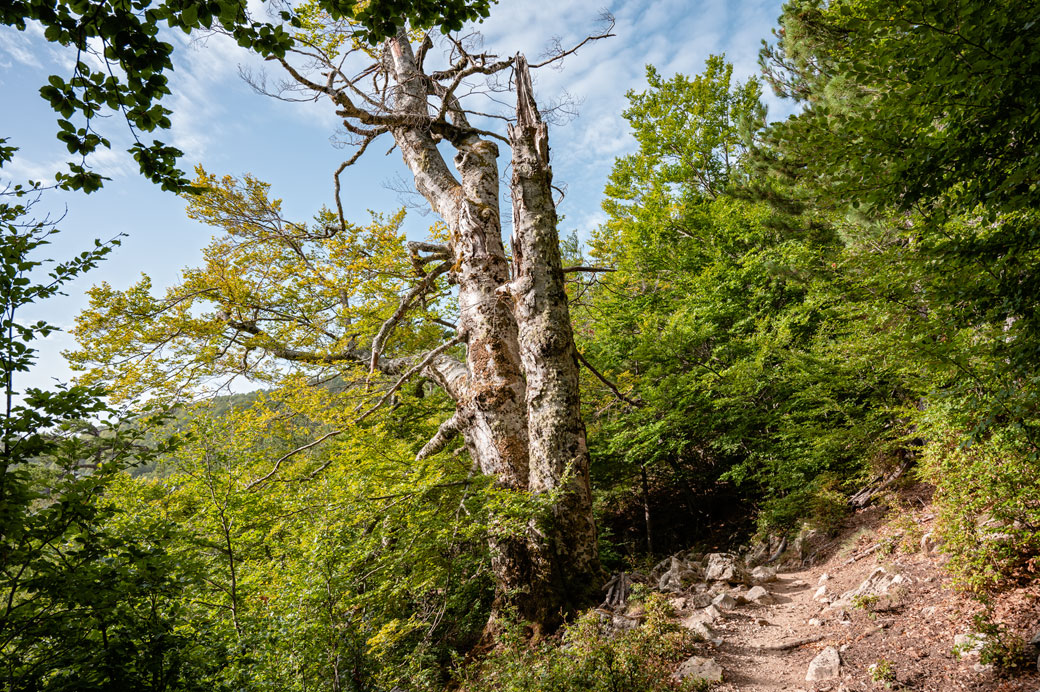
[507,55,599,607]
[339,36,602,630]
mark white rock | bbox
[700,604,723,623]
[658,556,705,593]
[751,565,778,584]
[746,585,775,605]
[806,646,842,682]
[686,591,714,609]
[954,633,986,658]
[830,567,910,609]
[684,619,723,646]
[712,592,738,610]
[808,618,822,626]
[673,655,724,684]
[818,572,831,584]
[813,585,828,601]
[704,553,751,584]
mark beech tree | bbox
[71,10,616,631]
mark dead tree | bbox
[256,18,615,631]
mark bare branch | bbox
[529,13,616,70]
[562,265,616,274]
[357,336,464,423]
[575,349,642,407]
[244,428,344,491]
[416,413,461,461]
[368,260,452,376]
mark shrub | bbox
[971,612,1034,673]
[918,420,1040,592]
[460,594,701,692]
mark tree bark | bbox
[298,34,603,634]
[506,55,600,621]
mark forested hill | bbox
[3,0,1039,689]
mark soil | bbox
[668,488,1040,691]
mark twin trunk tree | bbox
[273,28,609,629]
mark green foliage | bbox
[749,0,1040,590]
[580,57,908,551]
[868,658,896,688]
[918,413,1040,592]
[460,594,698,692]
[759,0,1040,440]
[102,378,496,691]
[1,146,211,691]
[68,168,452,404]
[969,611,1034,673]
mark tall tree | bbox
[72,12,616,631]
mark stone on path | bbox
[746,585,775,605]
[751,565,778,584]
[829,567,909,609]
[687,591,714,608]
[805,646,841,682]
[673,655,724,684]
[705,553,751,584]
[683,618,723,646]
[700,604,723,623]
[712,592,738,609]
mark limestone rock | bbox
[954,633,986,658]
[792,526,820,559]
[712,592,738,610]
[920,531,937,553]
[729,587,750,605]
[610,611,643,633]
[705,552,751,584]
[1028,629,1040,647]
[751,565,778,584]
[686,591,714,609]
[830,567,909,609]
[682,617,723,646]
[813,585,828,601]
[805,646,841,681]
[746,585,775,605]
[658,556,704,593]
[700,604,723,623]
[673,656,724,684]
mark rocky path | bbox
[638,504,1040,691]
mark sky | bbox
[0,0,791,392]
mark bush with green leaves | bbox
[460,594,699,692]
[918,408,1040,592]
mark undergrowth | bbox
[918,420,1040,593]
[458,594,703,691]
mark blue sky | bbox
[0,0,790,392]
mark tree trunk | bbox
[507,56,600,621]
[383,36,600,633]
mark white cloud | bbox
[0,25,44,70]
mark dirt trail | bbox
[667,502,1040,691]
